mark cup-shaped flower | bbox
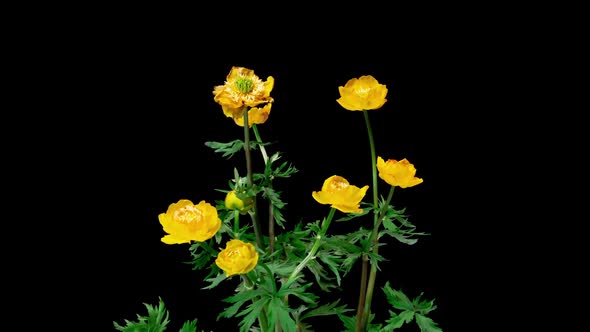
[212,66,274,120]
[158,199,222,244]
[336,75,388,111]
[232,104,272,128]
[225,190,254,215]
[312,175,369,213]
[377,157,424,188]
[215,239,259,277]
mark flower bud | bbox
[225,191,253,215]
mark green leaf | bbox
[317,251,343,286]
[382,282,413,311]
[299,300,351,321]
[202,271,226,290]
[236,297,270,332]
[218,288,267,321]
[306,259,338,291]
[415,314,443,332]
[178,319,199,332]
[277,282,318,305]
[204,139,244,158]
[381,311,406,331]
[113,297,170,332]
[267,297,297,332]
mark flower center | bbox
[234,78,254,94]
[356,87,371,97]
[175,205,203,224]
[226,248,244,260]
[328,179,348,192]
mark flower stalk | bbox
[356,110,380,331]
[243,108,263,249]
[252,124,275,254]
[286,207,337,284]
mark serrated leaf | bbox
[202,272,226,290]
[113,297,170,332]
[300,300,351,321]
[179,319,199,332]
[415,313,443,332]
[382,310,406,331]
[382,282,414,311]
[236,297,270,332]
[204,139,244,158]
[268,297,297,332]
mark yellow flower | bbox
[377,157,424,188]
[225,190,254,215]
[312,175,369,213]
[232,104,272,128]
[336,75,388,111]
[158,199,222,244]
[212,66,274,120]
[215,239,259,277]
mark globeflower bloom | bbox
[158,199,222,244]
[336,75,388,111]
[232,104,272,127]
[212,66,274,120]
[312,175,369,213]
[215,239,259,277]
[377,157,424,188]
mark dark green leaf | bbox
[415,314,443,332]
[113,297,170,332]
[204,140,244,158]
[382,282,414,311]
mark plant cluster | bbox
[114,66,442,332]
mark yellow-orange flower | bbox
[215,239,259,277]
[232,104,272,127]
[377,157,424,188]
[212,66,274,120]
[224,190,254,215]
[158,199,222,244]
[336,75,388,111]
[312,175,369,213]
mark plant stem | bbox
[252,125,269,164]
[355,256,368,332]
[356,110,379,331]
[243,109,263,249]
[252,124,275,254]
[286,208,337,284]
[363,108,379,224]
[362,186,395,331]
[233,210,240,236]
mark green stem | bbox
[252,124,269,164]
[362,186,395,331]
[363,110,379,221]
[243,109,263,249]
[355,256,368,332]
[286,208,337,284]
[357,110,380,331]
[253,124,275,254]
[233,210,240,236]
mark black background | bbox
[29,14,506,331]
[12,4,574,330]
